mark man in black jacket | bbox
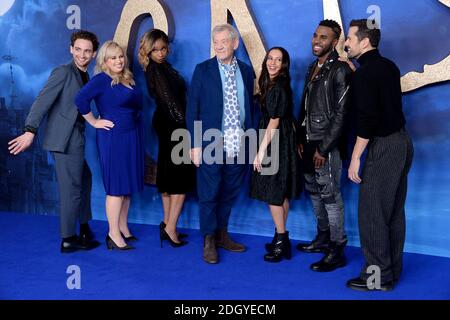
[345,19,413,291]
[297,20,353,272]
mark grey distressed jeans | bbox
[304,147,346,244]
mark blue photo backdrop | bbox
[1,0,449,257]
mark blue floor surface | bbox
[1,212,449,300]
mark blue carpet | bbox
[1,212,449,300]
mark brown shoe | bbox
[203,234,218,264]
[215,229,246,252]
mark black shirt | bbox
[76,68,89,123]
[79,68,89,85]
[352,49,406,139]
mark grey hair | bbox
[212,24,238,41]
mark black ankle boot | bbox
[264,228,277,252]
[296,228,330,253]
[264,231,292,263]
[310,240,347,272]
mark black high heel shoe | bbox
[159,221,189,239]
[178,232,189,239]
[160,228,188,248]
[106,235,135,250]
[120,232,138,242]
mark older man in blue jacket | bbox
[187,23,255,264]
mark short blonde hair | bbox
[95,40,135,86]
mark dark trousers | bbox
[358,129,414,282]
[51,124,92,238]
[197,159,248,236]
[304,147,346,244]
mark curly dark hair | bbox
[70,30,99,52]
[319,19,342,39]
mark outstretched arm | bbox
[24,66,67,130]
[9,66,67,155]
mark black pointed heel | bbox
[160,228,188,248]
[106,235,135,250]
[120,232,138,242]
[160,221,188,239]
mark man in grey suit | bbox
[8,30,101,253]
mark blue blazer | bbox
[187,57,255,148]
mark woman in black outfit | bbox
[250,47,301,262]
[138,29,195,247]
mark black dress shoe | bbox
[79,224,101,248]
[60,235,100,253]
[346,277,395,292]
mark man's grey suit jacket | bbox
[25,61,87,152]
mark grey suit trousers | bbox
[358,128,414,283]
[51,122,92,238]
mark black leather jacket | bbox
[298,50,353,156]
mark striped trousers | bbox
[358,128,414,283]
